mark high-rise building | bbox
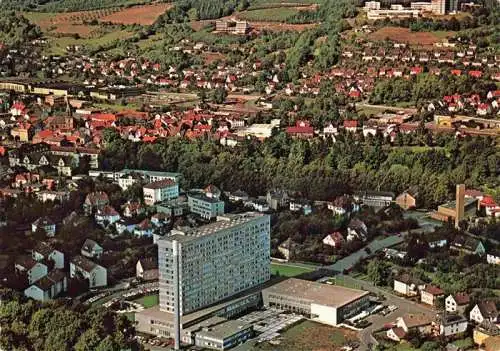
[455,184,465,228]
[431,0,446,14]
[158,212,271,315]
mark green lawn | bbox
[124,312,135,322]
[133,294,159,308]
[270,263,314,277]
[238,8,300,22]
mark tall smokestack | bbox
[455,184,465,229]
[173,240,181,350]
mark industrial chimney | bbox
[455,184,465,229]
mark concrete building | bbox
[261,278,370,326]
[353,191,394,208]
[193,319,253,350]
[32,242,64,269]
[32,216,56,237]
[70,255,107,288]
[115,169,182,190]
[24,269,67,302]
[159,213,270,315]
[367,9,420,19]
[187,191,225,220]
[15,257,48,285]
[364,1,381,10]
[431,0,446,14]
[143,179,179,205]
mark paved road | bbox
[325,236,404,273]
[339,276,435,351]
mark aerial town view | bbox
[0,0,498,350]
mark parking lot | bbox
[237,308,304,342]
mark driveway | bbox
[325,236,404,273]
[339,276,435,351]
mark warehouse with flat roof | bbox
[262,278,370,326]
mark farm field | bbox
[255,320,358,351]
[368,26,454,46]
[99,3,173,25]
[237,8,301,22]
[270,262,315,277]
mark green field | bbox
[133,294,159,308]
[270,262,315,277]
[238,8,300,22]
[44,29,133,55]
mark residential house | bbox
[286,120,314,139]
[482,336,500,351]
[32,242,64,269]
[289,200,312,215]
[347,218,368,241]
[343,120,358,132]
[266,190,289,210]
[32,216,56,237]
[70,255,107,288]
[393,273,425,297]
[244,199,270,212]
[486,249,500,265]
[134,219,155,237]
[81,239,104,259]
[143,179,179,205]
[322,232,345,248]
[427,231,448,249]
[445,293,470,314]
[122,201,144,217]
[451,236,486,256]
[421,285,444,306]
[473,321,499,348]
[15,257,48,285]
[24,269,67,302]
[277,238,296,261]
[136,258,159,281]
[470,301,499,324]
[328,196,354,215]
[395,187,419,210]
[387,313,433,341]
[95,205,121,226]
[84,191,109,215]
[353,191,394,207]
[228,190,249,202]
[434,314,468,337]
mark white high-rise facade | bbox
[158,213,271,315]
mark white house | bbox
[136,258,159,281]
[70,255,107,288]
[322,232,345,248]
[445,293,470,314]
[143,179,179,205]
[81,239,104,259]
[421,285,444,306]
[32,242,65,269]
[15,257,48,285]
[395,313,433,334]
[32,216,56,237]
[393,274,425,297]
[470,301,499,324]
[95,205,121,226]
[435,314,468,337]
[24,269,67,302]
[486,250,500,265]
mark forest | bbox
[0,289,137,350]
[0,12,41,46]
[100,127,499,210]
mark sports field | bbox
[133,293,159,308]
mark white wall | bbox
[24,286,49,302]
[311,303,338,326]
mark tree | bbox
[211,87,227,104]
[95,336,119,351]
[367,258,389,286]
[75,329,101,351]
